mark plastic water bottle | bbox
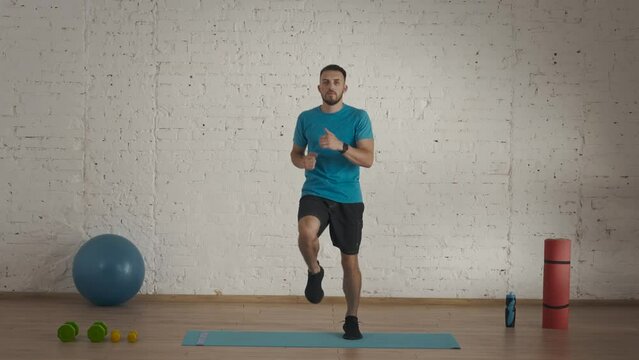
[505,292,516,327]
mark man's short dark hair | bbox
[320,64,346,80]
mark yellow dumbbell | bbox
[127,330,138,343]
[111,329,121,343]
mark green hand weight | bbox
[87,321,108,343]
[57,321,79,342]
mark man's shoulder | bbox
[299,106,320,119]
[345,104,370,121]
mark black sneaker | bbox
[343,315,363,340]
[304,263,324,304]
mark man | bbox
[290,64,374,340]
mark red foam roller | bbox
[542,238,571,329]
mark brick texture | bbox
[0,0,637,299]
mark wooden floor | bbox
[1,294,637,360]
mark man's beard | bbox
[322,92,343,106]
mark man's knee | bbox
[298,216,320,242]
[341,254,359,272]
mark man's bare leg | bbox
[341,253,363,339]
[298,216,324,304]
[298,216,321,274]
[341,253,361,316]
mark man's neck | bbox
[320,102,344,114]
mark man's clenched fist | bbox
[304,152,317,170]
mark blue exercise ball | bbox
[72,234,145,306]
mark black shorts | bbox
[297,195,365,255]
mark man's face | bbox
[318,70,347,106]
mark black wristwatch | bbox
[339,142,349,154]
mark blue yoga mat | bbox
[183,330,461,349]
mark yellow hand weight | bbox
[111,329,121,343]
[127,330,138,343]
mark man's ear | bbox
[317,84,321,93]
[344,84,348,93]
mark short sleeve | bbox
[355,110,373,141]
[293,114,307,147]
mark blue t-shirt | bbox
[293,104,374,203]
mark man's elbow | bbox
[362,155,374,168]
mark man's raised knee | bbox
[298,216,320,241]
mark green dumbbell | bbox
[87,321,108,343]
[57,321,79,342]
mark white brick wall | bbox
[1,0,637,299]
